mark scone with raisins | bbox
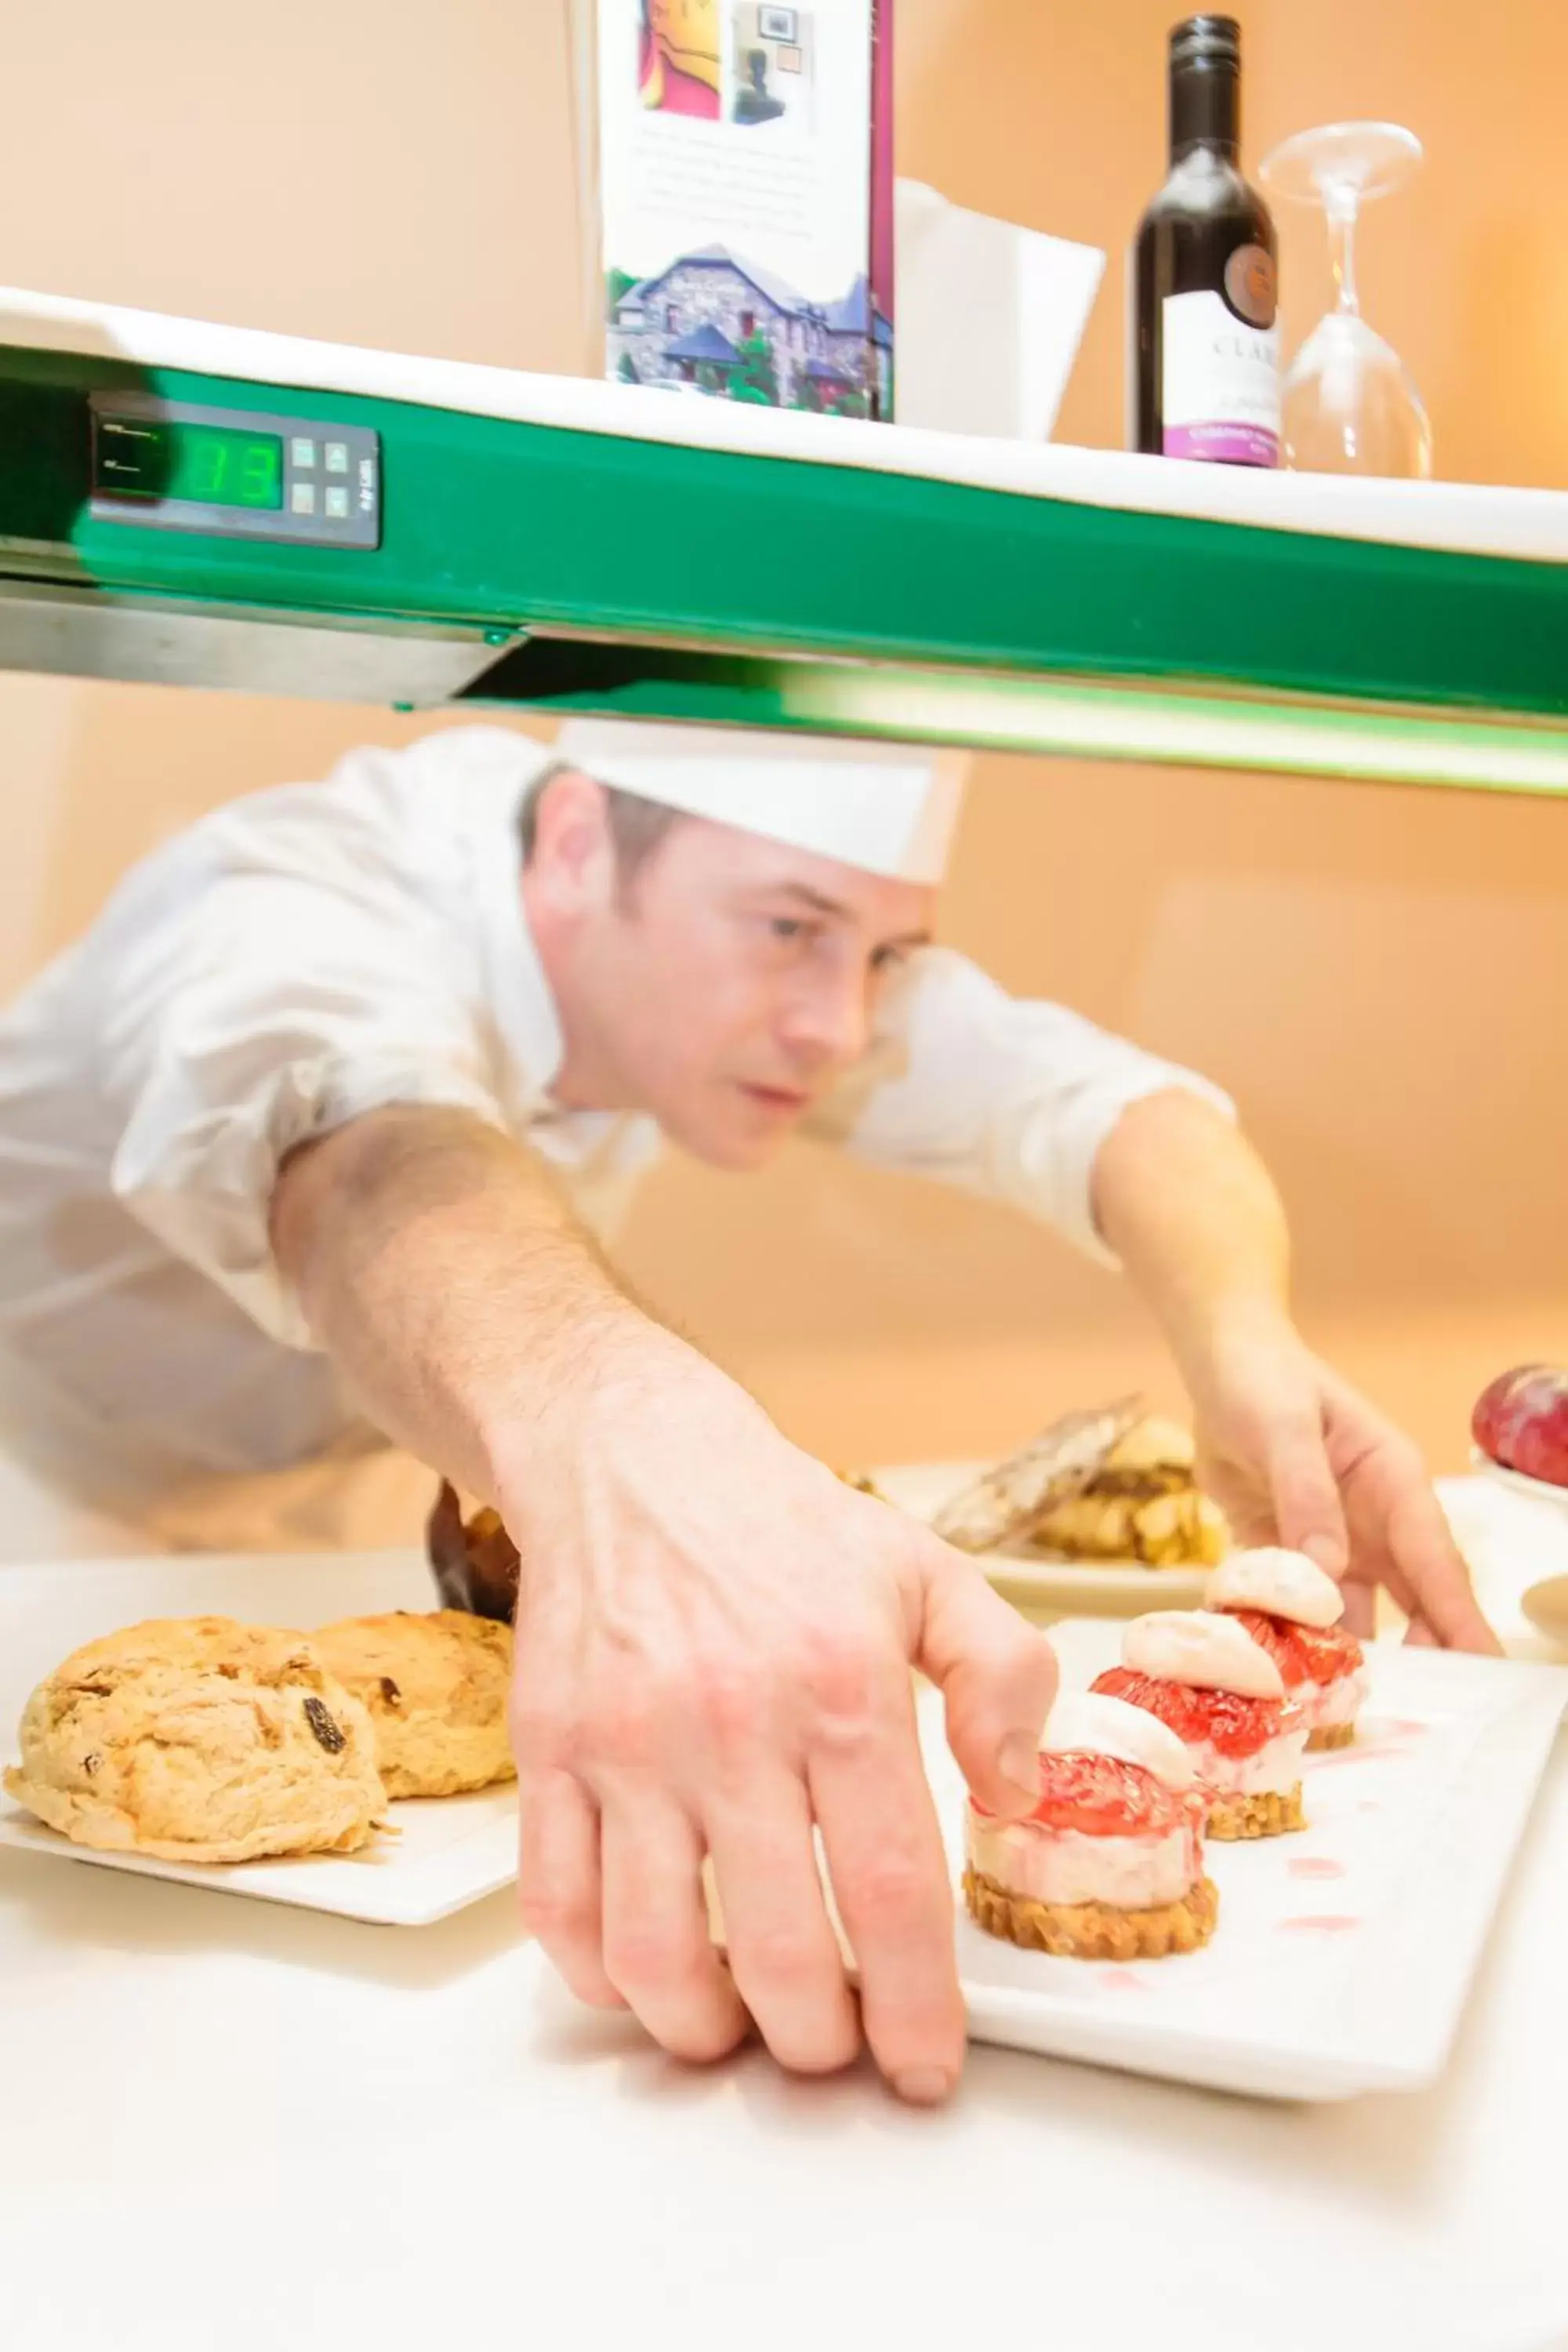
[312,1610,514,1798]
[3,1617,384,1862]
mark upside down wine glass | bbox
[1258,121,1433,479]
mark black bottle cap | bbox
[1170,14,1241,71]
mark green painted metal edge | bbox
[3,339,1568,795]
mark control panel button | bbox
[324,485,350,519]
[324,442,350,474]
[290,437,318,469]
[290,481,318,515]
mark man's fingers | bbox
[1340,1581,1376,1641]
[1382,1481,1501,1654]
[915,1544,1059,1817]
[516,1765,625,2009]
[705,1776,860,2078]
[808,1676,964,2104]
[1266,1414,1349,1577]
[599,1788,750,2063]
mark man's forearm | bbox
[1090,1089,1294,1381]
[270,1105,666,1500]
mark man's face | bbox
[527,786,934,1170]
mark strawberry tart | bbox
[1206,1548,1368,1751]
[1092,1610,1309,1841]
[963,1691,1217,1960]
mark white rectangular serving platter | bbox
[2,1559,1564,2100]
[947,1620,1568,2100]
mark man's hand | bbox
[501,1336,1058,2101]
[275,1104,1058,2093]
[1091,1090,1497,1652]
[1185,1312,1499,1652]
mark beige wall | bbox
[2,0,1564,1479]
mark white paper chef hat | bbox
[554,720,968,884]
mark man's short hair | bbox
[517,762,681,877]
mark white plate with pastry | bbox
[0,1551,519,1926]
[945,1617,1568,2100]
[859,1406,1228,1618]
[705,1610,1566,2103]
[866,1460,1213,1615]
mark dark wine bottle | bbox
[1130,15,1279,464]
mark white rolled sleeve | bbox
[810,948,1235,1265]
[106,865,508,1351]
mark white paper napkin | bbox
[894,177,1105,443]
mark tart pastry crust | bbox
[963,1867,1218,1959]
[1205,1785,1305,1840]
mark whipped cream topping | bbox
[1206,1546,1345,1630]
[1040,1690,1196,1792]
[1122,1610,1285,1699]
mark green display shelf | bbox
[2,289,1566,794]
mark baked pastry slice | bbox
[1029,1417,1229,1568]
[927,1400,1142,1555]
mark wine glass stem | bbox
[1327,192,1360,318]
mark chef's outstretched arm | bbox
[822,948,1495,1654]
[273,1102,1058,2096]
[1091,1087,1497,1652]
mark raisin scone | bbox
[3,1617,385,1863]
[311,1610,515,1798]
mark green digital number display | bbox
[96,418,284,510]
[165,424,283,509]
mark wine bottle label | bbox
[1161,289,1281,466]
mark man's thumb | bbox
[1268,1417,1349,1578]
[915,1543,1059,1818]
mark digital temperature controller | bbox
[90,394,380,548]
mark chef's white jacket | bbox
[0,727,1231,1553]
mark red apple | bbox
[1472,1364,1568,1489]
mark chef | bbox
[0,718,1494,2100]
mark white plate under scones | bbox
[0,1553,518,1926]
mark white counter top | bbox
[2,1486,1566,2352]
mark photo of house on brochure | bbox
[596,0,893,418]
